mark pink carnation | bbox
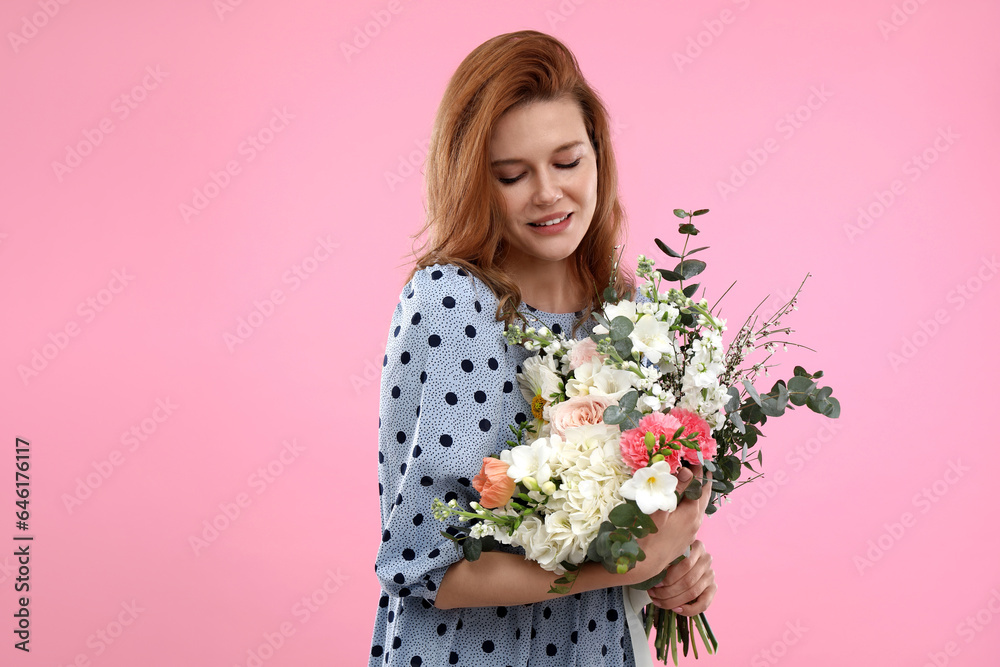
[669,408,718,465]
[619,412,683,474]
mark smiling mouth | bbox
[529,213,571,227]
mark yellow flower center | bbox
[531,394,546,420]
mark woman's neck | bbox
[504,256,588,314]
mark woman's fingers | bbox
[673,466,694,496]
[650,554,711,605]
[671,577,717,617]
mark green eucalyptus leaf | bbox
[727,410,746,433]
[613,337,633,360]
[655,238,682,258]
[657,268,684,282]
[609,315,634,340]
[618,390,638,413]
[675,260,707,280]
[463,537,482,561]
[742,380,762,406]
[725,386,741,413]
[692,208,709,216]
[609,501,638,526]
[685,246,710,255]
[822,397,841,418]
[678,223,700,235]
[603,405,626,425]
[682,283,701,298]
[787,376,814,406]
[603,285,618,303]
[673,209,688,218]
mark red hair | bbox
[409,30,633,325]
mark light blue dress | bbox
[369,264,636,666]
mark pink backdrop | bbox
[2,1,998,665]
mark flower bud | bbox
[522,476,540,492]
[541,481,556,495]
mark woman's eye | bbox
[497,159,581,185]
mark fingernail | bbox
[672,607,684,613]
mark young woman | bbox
[370,30,716,667]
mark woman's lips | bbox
[527,212,572,235]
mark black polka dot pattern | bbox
[369,264,631,666]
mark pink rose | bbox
[568,338,603,370]
[620,412,683,473]
[549,394,614,437]
[668,408,718,465]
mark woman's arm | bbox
[434,467,710,609]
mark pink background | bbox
[2,1,998,665]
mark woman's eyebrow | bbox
[490,140,585,167]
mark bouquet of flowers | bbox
[433,208,840,664]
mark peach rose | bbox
[568,338,603,370]
[549,394,614,437]
[472,458,515,508]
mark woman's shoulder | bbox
[399,263,500,319]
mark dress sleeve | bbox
[374,265,507,604]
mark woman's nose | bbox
[532,171,562,206]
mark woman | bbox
[370,30,716,666]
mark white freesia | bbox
[593,300,638,334]
[565,361,636,400]
[628,314,676,364]
[620,461,679,515]
[500,438,553,484]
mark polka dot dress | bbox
[369,264,636,666]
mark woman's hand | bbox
[647,539,717,616]
[629,466,712,583]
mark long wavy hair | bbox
[408,30,633,327]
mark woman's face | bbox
[489,97,598,269]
